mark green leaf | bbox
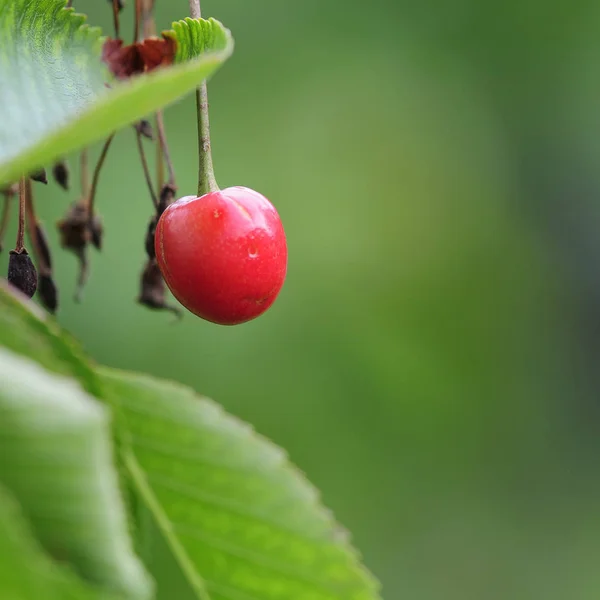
[101,369,381,600]
[0,285,380,600]
[0,483,119,599]
[0,346,152,599]
[0,281,101,397]
[0,0,233,186]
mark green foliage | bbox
[102,369,379,600]
[168,18,232,63]
[0,345,152,599]
[0,0,233,186]
[0,282,380,599]
[0,484,115,600]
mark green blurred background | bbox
[15,0,600,597]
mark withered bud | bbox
[52,160,70,190]
[57,201,94,302]
[89,215,103,251]
[31,169,48,184]
[57,201,90,251]
[145,184,177,259]
[135,119,154,140]
[38,273,58,314]
[107,0,125,10]
[158,183,176,215]
[8,249,38,298]
[145,216,158,260]
[34,223,52,270]
[138,259,181,318]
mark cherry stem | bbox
[80,147,89,196]
[141,0,156,37]
[0,190,12,251]
[112,0,120,38]
[15,176,26,253]
[156,114,165,190]
[88,134,115,221]
[156,111,176,187]
[135,129,158,208]
[189,0,218,195]
[134,0,142,42]
[24,179,49,275]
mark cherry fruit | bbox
[154,186,287,325]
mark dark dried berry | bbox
[52,161,70,190]
[8,249,38,298]
[138,259,181,317]
[38,273,58,314]
[31,169,48,184]
[135,119,154,140]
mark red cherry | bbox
[154,186,287,325]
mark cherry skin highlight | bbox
[154,186,287,325]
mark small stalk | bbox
[112,0,121,37]
[189,0,218,195]
[135,129,158,207]
[0,191,12,252]
[156,111,176,187]
[88,134,115,221]
[80,147,89,196]
[15,176,26,253]
[24,179,51,274]
[156,114,165,191]
[134,0,142,43]
[141,0,156,37]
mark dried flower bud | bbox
[57,201,94,302]
[57,201,90,251]
[145,216,158,260]
[8,249,38,298]
[30,169,48,184]
[89,215,103,251]
[38,273,58,314]
[135,119,154,140]
[52,160,70,190]
[33,222,52,270]
[145,185,177,260]
[107,0,125,10]
[158,182,176,215]
[138,259,181,317]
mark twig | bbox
[0,191,12,252]
[15,176,26,252]
[112,0,121,37]
[88,134,115,221]
[135,129,158,207]
[80,147,89,196]
[156,111,176,187]
[134,0,142,42]
[156,114,165,190]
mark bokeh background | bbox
[15,0,600,597]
